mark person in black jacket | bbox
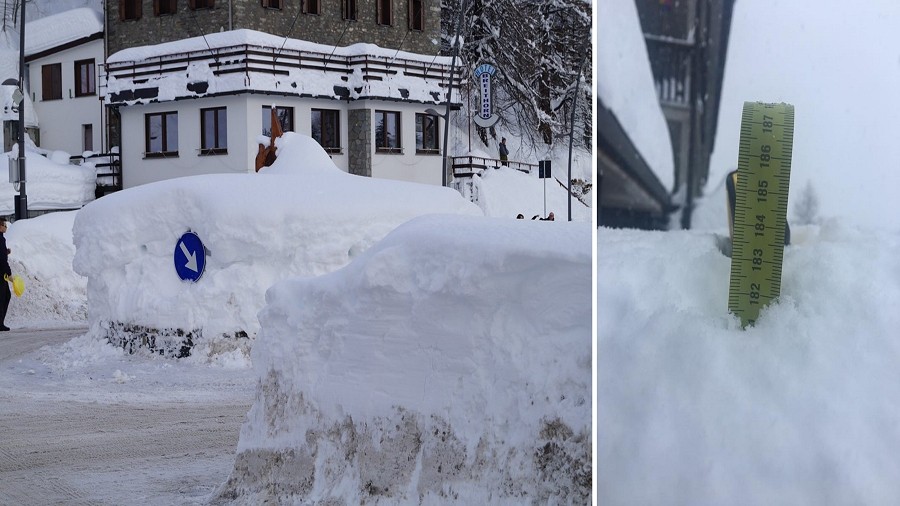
[0,218,11,331]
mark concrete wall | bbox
[27,40,104,156]
[106,0,441,57]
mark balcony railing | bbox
[103,43,464,98]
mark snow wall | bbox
[72,133,481,358]
[213,214,592,504]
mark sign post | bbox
[538,160,551,217]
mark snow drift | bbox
[72,133,481,358]
[598,222,900,504]
[213,214,592,504]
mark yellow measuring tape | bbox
[728,102,794,327]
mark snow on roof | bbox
[598,0,675,192]
[107,28,452,65]
[24,8,103,57]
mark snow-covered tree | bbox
[793,180,820,225]
[442,0,592,155]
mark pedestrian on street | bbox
[0,218,12,331]
[499,138,509,167]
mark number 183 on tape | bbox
[728,102,794,327]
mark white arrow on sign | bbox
[179,241,198,272]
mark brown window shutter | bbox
[42,66,50,99]
[119,0,125,20]
[189,0,196,8]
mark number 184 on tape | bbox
[728,102,794,327]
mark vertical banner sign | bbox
[473,63,500,128]
[728,102,794,327]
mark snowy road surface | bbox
[0,327,254,505]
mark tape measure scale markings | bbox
[728,102,795,327]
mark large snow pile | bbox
[72,133,481,358]
[597,222,900,504]
[0,146,96,214]
[467,164,592,222]
[213,214,592,504]
[5,211,87,326]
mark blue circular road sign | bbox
[174,232,206,282]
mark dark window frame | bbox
[83,124,93,153]
[408,0,424,31]
[311,109,341,154]
[153,0,177,16]
[262,106,294,136]
[144,111,179,158]
[200,107,228,155]
[189,0,215,8]
[119,0,142,20]
[41,63,62,101]
[415,113,439,154]
[342,0,357,20]
[376,0,393,25]
[261,0,283,9]
[74,59,96,97]
[375,110,402,153]
[303,0,321,14]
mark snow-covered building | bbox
[24,8,104,156]
[102,0,461,188]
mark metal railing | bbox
[103,43,464,93]
[450,156,536,176]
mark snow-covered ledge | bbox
[213,215,592,504]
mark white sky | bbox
[708,0,900,230]
[1,132,591,503]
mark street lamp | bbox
[3,77,26,221]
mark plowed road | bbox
[0,327,253,505]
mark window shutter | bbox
[119,0,126,20]
[153,0,160,16]
[189,0,196,8]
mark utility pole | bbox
[15,0,26,220]
[440,0,467,187]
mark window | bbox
[408,0,424,31]
[303,0,320,14]
[376,0,392,25]
[415,113,439,153]
[342,0,357,20]
[41,63,62,101]
[189,0,214,8]
[83,124,93,152]
[261,0,283,9]
[375,110,401,152]
[311,109,341,153]
[262,106,294,136]
[120,0,142,20]
[201,107,227,154]
[74,59,96,97]
[154,0,177,15]
[145,112,179,157]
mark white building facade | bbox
[25,8,105,156]
[105,29,461,188]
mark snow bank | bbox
[470,166,591,221]
[0,147,96,214]
[5,211,86,326]
[72,133,481,358]
[214,214,592,504]
[598,222,900,504]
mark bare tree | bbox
[442,0,592,154]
